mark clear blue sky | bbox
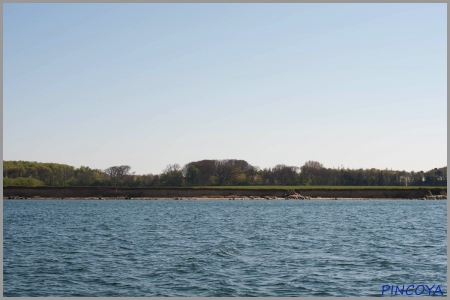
[4,3,447,174]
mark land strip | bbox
[3,186,447,200]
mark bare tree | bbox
[105,165,132,186]
[303,161,324,169]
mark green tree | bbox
[161,164,183,186]
[185,165,199,186]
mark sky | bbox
[3,3,447,175]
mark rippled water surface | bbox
[3,200,447,296]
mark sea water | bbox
[3,199,447,296]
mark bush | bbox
[3,177,45,187]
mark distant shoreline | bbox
[4,196,447,201]
[3,186,446,200]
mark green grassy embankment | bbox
[189,186,446,190]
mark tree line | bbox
[3,159,447,187]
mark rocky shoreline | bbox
[5,186,446,200]
[4,195,447,201]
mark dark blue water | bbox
[3,200,447,296]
